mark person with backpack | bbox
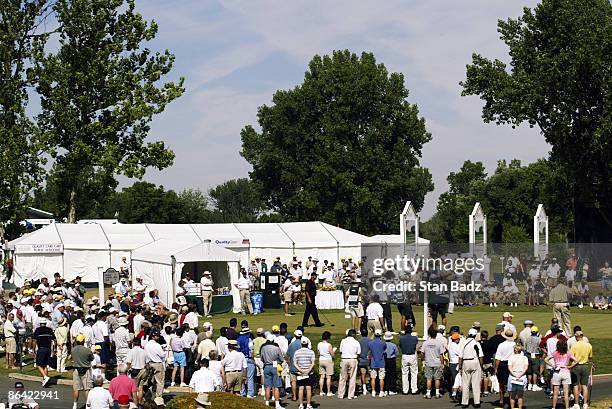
[459,328,484,408]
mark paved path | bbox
[0,377,610,409]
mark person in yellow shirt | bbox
[570,331,592,408]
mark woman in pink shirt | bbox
[545,340,577,409]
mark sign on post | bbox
[103,268,120,286]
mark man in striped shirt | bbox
[293,339,315,409]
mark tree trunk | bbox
[67,188,77,224]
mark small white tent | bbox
[130,239,241,309]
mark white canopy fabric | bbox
[368,234,430,244]
[7,222,429,288]
[145,224,200,242]
[131,239,241,308]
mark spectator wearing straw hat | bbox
[494,328,517,405]
[235,268,254,315]
[221,340,247,394]
[54,317,69,373]
[114,316,131,367]
[200,271,214,318]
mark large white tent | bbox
[6,222,426,287]
[131,239,241,308]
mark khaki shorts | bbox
[5,337,16,354]
[370,368,386,380]
[73,369,92,391]
[226,371,243,392]
[134,368,147,385]
[284,291,293,302]
[319,359,334,376]
[424,366,443,380]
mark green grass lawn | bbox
[203,305,612,373]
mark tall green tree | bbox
[103,182,214,224]
[434,160,487,243]
[34,0,184,223]
[431,159,572,244]
[0,0,48,237]
[241,50,434,235]
[461,0,612,242]
[209,178,264,223]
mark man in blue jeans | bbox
[260,334,284,409]
[368,329,386,397]
[237,327,256,398]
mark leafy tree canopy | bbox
[461,0,612,242]
[241,50,433,235]
[208,178,265,223]
[0,0,48,237]
[34,0,184,223]
[426,159,572,244]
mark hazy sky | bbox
[135,0,550,219]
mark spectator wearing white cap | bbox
[459,328,484,407]
[294,338,315,409]
[260,333,284,408]
[338,329,360,399]
[499,312,517,336]
[33,317,55,386]
[132,275,147,294]
[519,320,534,345]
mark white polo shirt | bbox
[339,336,361,359]
[221,350,247,371]
[494,340,516,362]
[366,302,384,320]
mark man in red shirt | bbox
[109,363,138,405]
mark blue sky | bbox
[135,0,550,218]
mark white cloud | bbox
[138,0,550,220]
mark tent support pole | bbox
[171,255,177,305]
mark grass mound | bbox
[166,392,268,409]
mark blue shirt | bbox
[399,334,419,355]
[385,341,399,359]
[288,340,302,374]
[368,338,386,369]
[358,336,370,366]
